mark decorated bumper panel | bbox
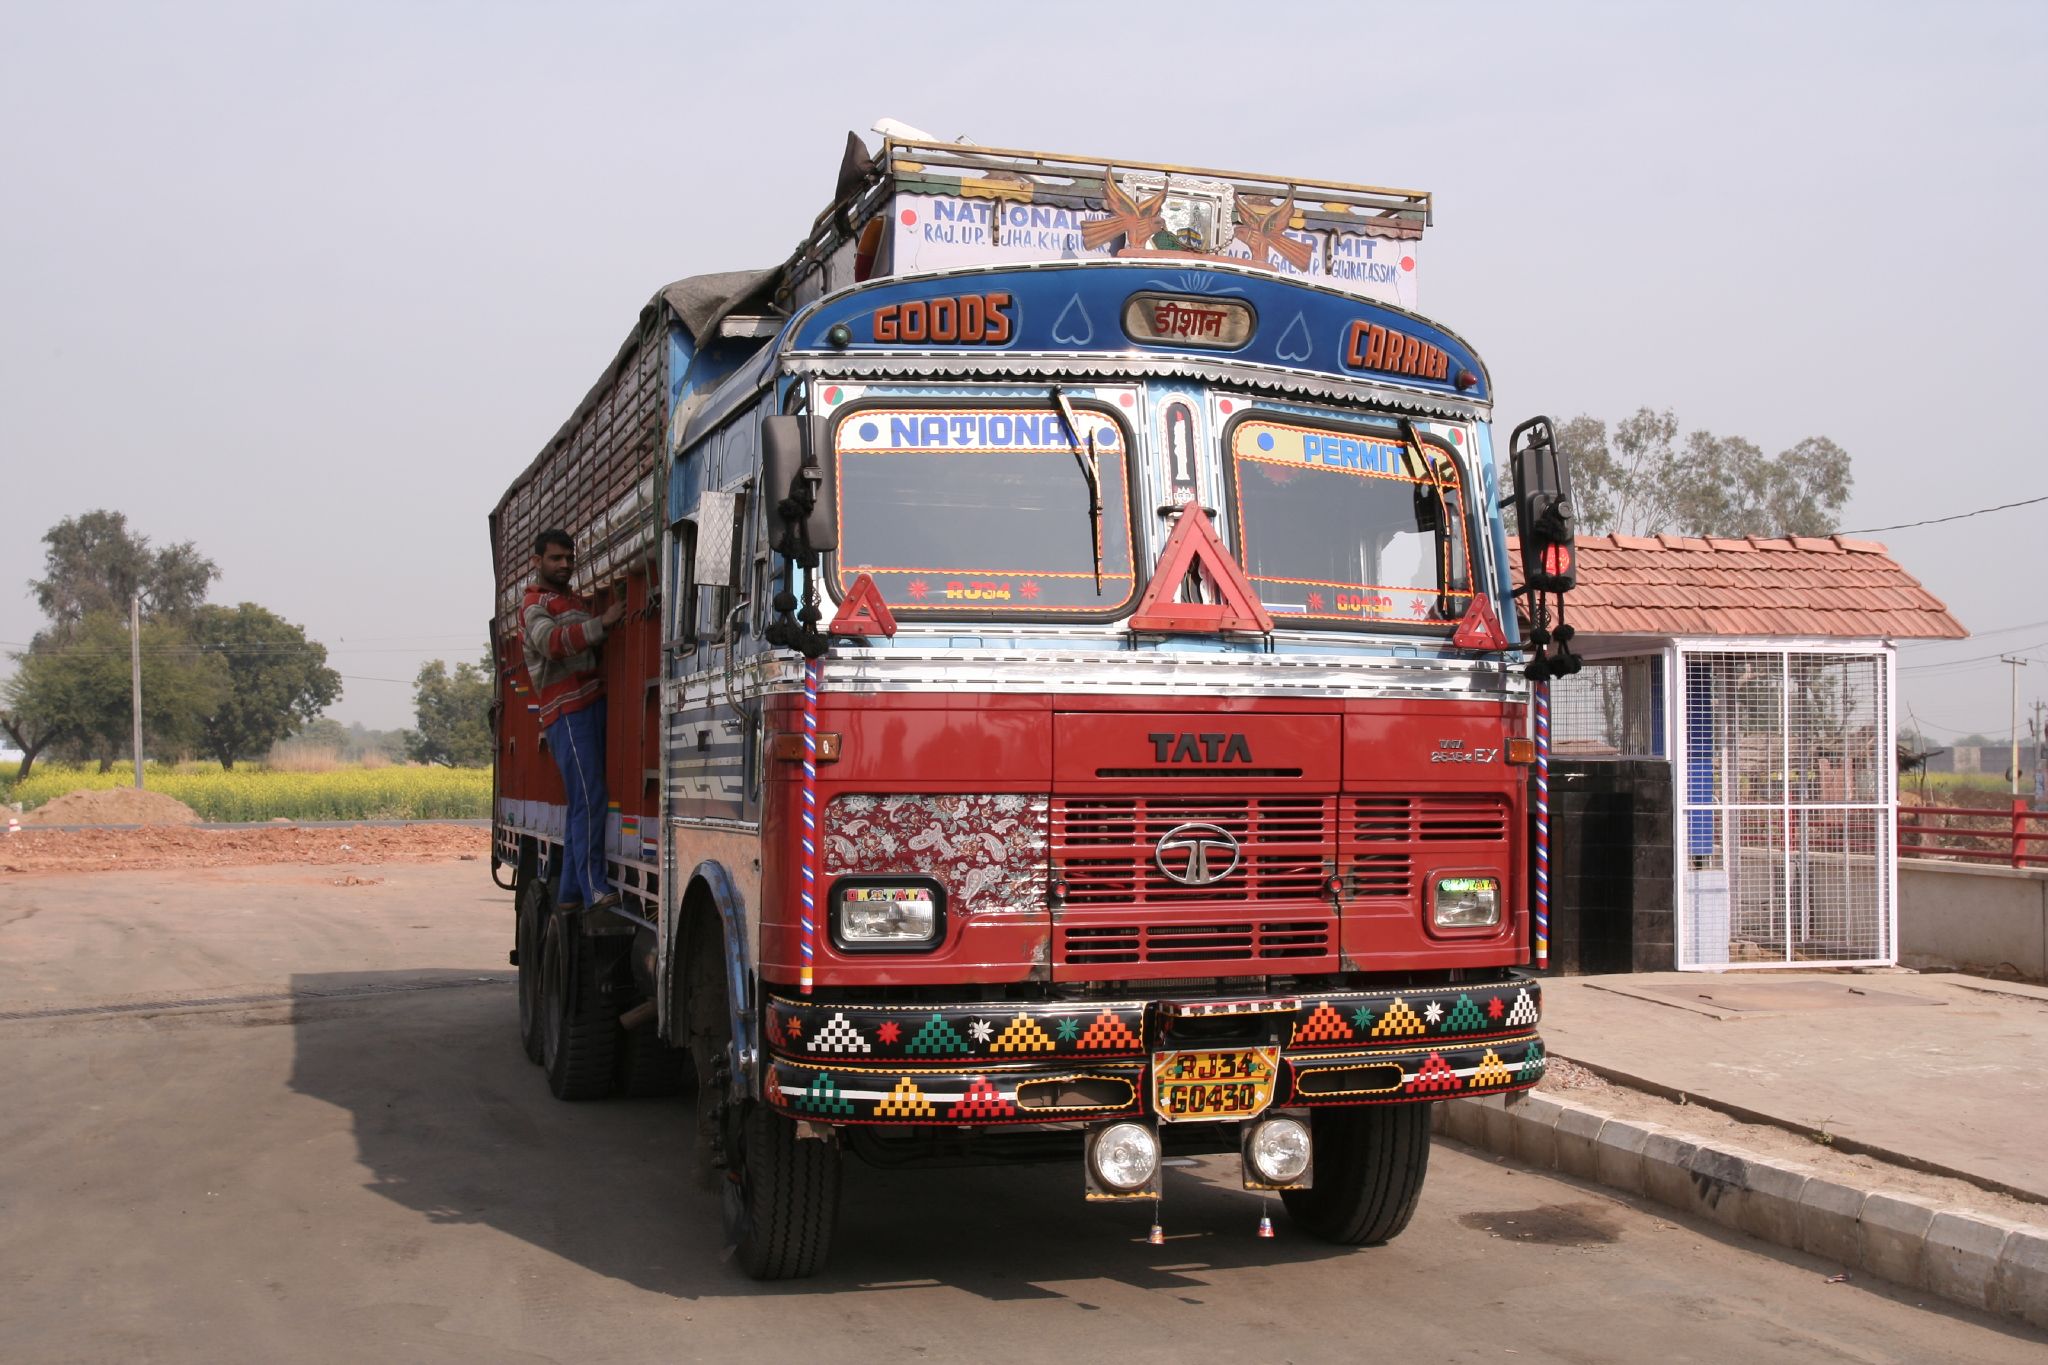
[763,979,1544,1126]
[1285,1036,1545,1105]
[765,1039,1545,1126]
[764,980,1541,1067]
[770,1059,1149,1126]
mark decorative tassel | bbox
[1148,1196,1165,1245]
[1256,1213,1275,1239]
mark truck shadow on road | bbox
[285,970,1360,1302]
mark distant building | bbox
[1920,744,2040,777]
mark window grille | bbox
[1676,648,1893,968]
[1549,656,1664,759]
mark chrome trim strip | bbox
[785,352,1485,422]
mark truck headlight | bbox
[1433,875,1501,928]
[832,881,943,949]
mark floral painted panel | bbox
[825,794,1049,915]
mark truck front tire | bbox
[723,1102,842,1280]
[1281,1103,1432,1245]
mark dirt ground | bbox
[0,823,489,875]
[4,823,2037,1231]
[22,786,204,826]
[4,861,2037,1362]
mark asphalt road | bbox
[1,863,2041,1364]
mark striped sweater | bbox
[521,584,609,727]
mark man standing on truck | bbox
[522,528,624,912]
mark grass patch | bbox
[6,762,489,822]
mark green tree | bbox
[0,686,79,784]
[1557,409,1853,538]
[407,656,493,767]
[4,613,228,771]
[347,722,412,763]
[191,603,342,769]
[29,509,218,634]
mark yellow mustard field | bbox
[3,763,491,822]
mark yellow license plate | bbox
[1153,1047,1280,1123]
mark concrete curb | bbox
[1433,1091,2048,1329]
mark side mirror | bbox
[1510,415,1576,594]
[762,415,838,555]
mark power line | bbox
[1900,639,2048,673]
[1839,492,2048,535]
[1900,616,2048,646]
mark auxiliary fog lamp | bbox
[1241,1115,1314,1189]
[1085,1121,1162,1198]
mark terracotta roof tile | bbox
[1507,536,1967,640]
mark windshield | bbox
[1225,414,1474,628]
[831,403,1137,616]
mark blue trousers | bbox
[545,699,610,906]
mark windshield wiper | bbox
[1398,416,1463,616]
[1051,385,1105,593]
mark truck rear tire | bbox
[1281,1103,1432,1245]
[724,1102,842,1280]
[539,910,620,1101]
[515,878,550,1064]
[618,1023,697,1098]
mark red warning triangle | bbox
[1449,592,1506,650]
[1128,502,1275,634]
[828,573,898,638]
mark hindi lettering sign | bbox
[1122,293,1255,349]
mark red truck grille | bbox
[1059,913,1333,966]
[1342,794,1512,899]
[1053,796,1332,905]
[1051,796,1336,978]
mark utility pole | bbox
[2035,699,2046,807]
[131,593,145,789]
[2003,656,2031,796]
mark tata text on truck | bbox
[490,136,1581,1279]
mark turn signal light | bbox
[1505,737,1536,765]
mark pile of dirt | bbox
[0,823,488,874]
[23,788,203,827]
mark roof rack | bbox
[771,135,1435,317]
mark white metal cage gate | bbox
[1674,645,1896,969]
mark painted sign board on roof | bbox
[890,191,1420,311]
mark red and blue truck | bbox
[490,135,1580,1278]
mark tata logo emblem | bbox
[1148,732,1253,764]
[1155,823,1242,887]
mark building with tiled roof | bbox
[1504,533,1966,976]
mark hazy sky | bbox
[4,1,2043,738]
